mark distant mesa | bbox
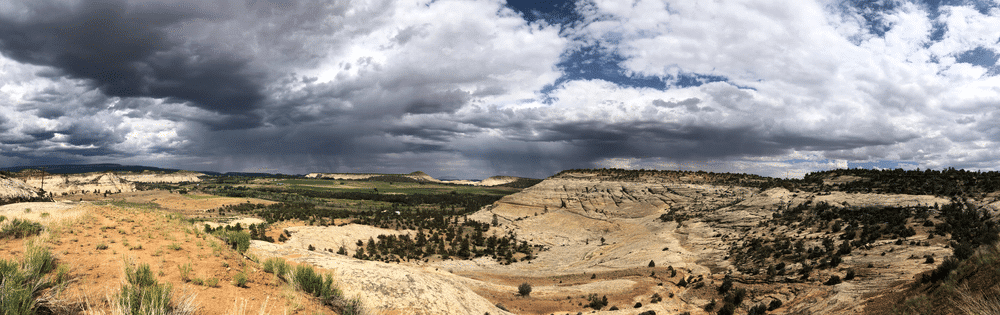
[118,171,204,183]
[305,171,523,186]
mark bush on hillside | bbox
[0,219,43,239]
[518,283,532,297]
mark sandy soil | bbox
[0,202,338,315]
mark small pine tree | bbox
[518,283,532,297]
[648,260,656,267]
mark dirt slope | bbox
[0,201,338,315]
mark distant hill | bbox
[0,163,181,174]
[0,164,295,178]
[305,171,536,187]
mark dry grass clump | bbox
[107,259,198,315]
[955,285,1000,315]
[260,257,364,315]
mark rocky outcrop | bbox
[0,176,43,202]
[21,173,136,196]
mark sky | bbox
[1,0,999,179]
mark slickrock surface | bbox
[251,241,515,315]
[280,224,417,253]
[0,177,42,200]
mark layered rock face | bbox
[21,173,136,196]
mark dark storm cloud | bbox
[403,89,472,114]
[4,0,1000,179]
[0,0,264,127]
[513,120,913,164]
[387,124,475,142]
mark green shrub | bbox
[214,230,251,253]
[262,257,290,280]
[205,277,219,288]
[96,243,109,250]
[340,298,364,315]
[923,256,959,283]
[292,264,342,305]
[1,219,43,239]
[178,263,192,282]
[115,261,190,315]
[0,278,35,315]
[22,245,55,278]
[233,271,248,288]
[0,244,57,314]
[262,259,275,273]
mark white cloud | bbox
[525,0,1000,173]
